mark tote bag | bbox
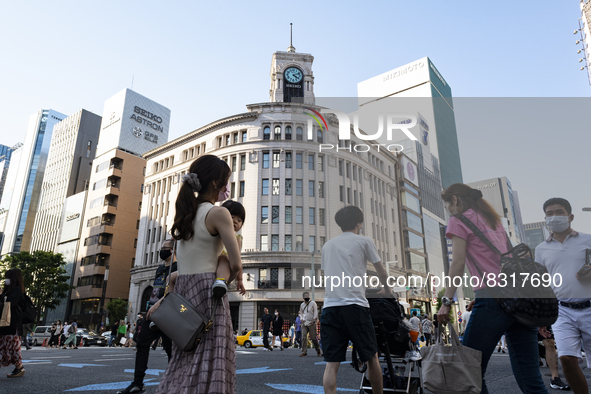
[0,297,10,327]
[421,324,482,394]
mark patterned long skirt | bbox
[0,334,22,368]
[156,272,236,394]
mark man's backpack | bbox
[68,324,76,334]
[21,295,36,325]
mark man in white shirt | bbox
[299,292,321,357]
[535,198,591,394]
[320,206,389,394]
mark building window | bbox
[263,126,270,140]
[309,236,315,252]
[273,151,280,168]
[309,181,314,197]
[226,135,230,146]
[86,141,92,158]
[233,133,238,144]
[340,186,344,202]
[261,235,268,251]
[285,235,292,251]
[240,154,246,171]
[218,136,222,148]
[347,188,351,204]
[239,181,245,197]
[309,208,315,225]
[285,206,292,223]
[271,235,279,251]
[230,182,236,198]
[296,127,303,140]
[296,207,303,224]
[259,267,278,288]
[272,206,279,223]
[320,236,326,248]
[354,191,358,206]
[274,126,281,140]
[317,130,323,143]
[296,180,303,196]
[296,153,302,169]
[360,192,363,207]
[371,198,374,213]
[346,163,351,178]
[285,179,292,195]
[308,154,314,170]
[242,131,247,142]
[319,208,325,226]
[296,235,303,251]
[262,152,269,168]
[285,152,292,168]
[262,179,269,195]
[261,207,268,223]
[285,126,292,140]
[231,156,236,172]
[272,179,280,195]
[318,156,324,171]
[339,160,343,176]
[318,182,324,198]
[353,164,357,181]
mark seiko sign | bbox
[130,106,164,132]
[66,213,80,221]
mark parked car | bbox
[76,329,106,347]
[236,330,289,348]
[32,326,53,346]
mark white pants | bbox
[552,305,591,368]
[497,334,506,350]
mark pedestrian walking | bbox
[150,155,245,394]
[462,305,472,336]
[0,269,26,378]
[48,322,58,348]
[116,321,126,347]
[294,314,302,349]
[437,183,549,393]
[535,197,591,394]
[21,322,33,350]
[108,321,118,347]
[496,335,507,353]
[61,321,69,347]
[62,318,78,349]
[421,315,433,347]
[409,311,421,346]
[537,326,570,390]
[51,320,62,348]
[271,309,284,351]
[261,308,272,351]
[124,322,133,347]
[299,292,321,357]
[319,206,391,394]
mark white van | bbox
[32,326,53,346]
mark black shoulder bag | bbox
[459,215,558,327]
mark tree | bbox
[0,250,74,324]
[107,298,128,324]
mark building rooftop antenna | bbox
[287,23,296,53]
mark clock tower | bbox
[269,31,315,104]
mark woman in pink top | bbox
[436,183,548,394]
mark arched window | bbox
[296,127,303,141]
[274,126,281,140]
[317,130,323,143]
[140,286,154,313]
[263,126,270,140]
[285,126,292,140]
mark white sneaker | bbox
[409,350,422,361]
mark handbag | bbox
[422,324,482,394]
[148,241,218,352]
[459,215,559,327]
[119,337,127,345]
[0,297,11,327]
[21,294,36,324]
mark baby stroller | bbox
[352,296,424,394]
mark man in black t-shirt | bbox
[109,322,118,347]
[261,308,272,351]
[118,239,176,394]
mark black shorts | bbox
[537,325,554,342]
[320,305,377,363]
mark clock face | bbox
[284,67,303,83]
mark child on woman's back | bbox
[212,200,245,297]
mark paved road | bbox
[2,345,589,393]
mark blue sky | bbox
[1,1,590,229]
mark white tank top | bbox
[176,202,223,275]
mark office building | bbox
[30,109,101,252]
[357,57,463,188]
[467,177,525,244]
[0,144,14,204]
[523,221,550,259]
[1,109,66,255]
[70,89,170,330]
[130,44,412,331]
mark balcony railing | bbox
[258,280,278,289]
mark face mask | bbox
[159,249,172,260]
[304,297,310,303]
[275,312,278,316]
[4,279,10,286]
[546,215,570,233]
[217,183,230,202]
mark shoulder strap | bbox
[164,241,177,294]
[458,214,509,256]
